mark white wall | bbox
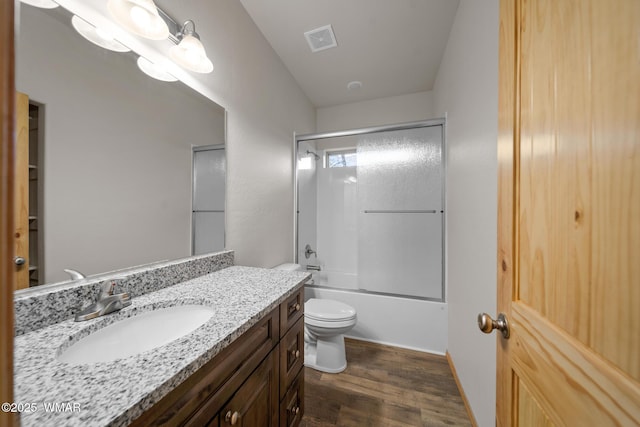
[432,1,499,426]
[317,90,434,132]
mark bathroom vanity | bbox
[13,253,309,427]
[131,287,305,427]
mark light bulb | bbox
[107,0,169,40]
[129,5,151,29]
[95,27,114,42]
[20,0,59,9]
[71,15,130,53]
[137,57,178,82]
[170,34,213,73]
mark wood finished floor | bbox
[300,338,471,427]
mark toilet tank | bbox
[273,263,303,272]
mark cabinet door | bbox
[221,350,279,427]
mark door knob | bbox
[14,256,26,266]
[477,312,510,339]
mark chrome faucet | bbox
[75,279,131,321]
[64,269,86,280]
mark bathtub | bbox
[303,269,448,355]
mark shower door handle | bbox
[477,312,510,339]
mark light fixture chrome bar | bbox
[156,6,180,44]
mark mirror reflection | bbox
[15,3,226,289]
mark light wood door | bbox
[14,91,29,290]
[497,0,640,425]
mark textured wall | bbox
[432,1,499,425]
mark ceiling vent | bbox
[304,25,338,53]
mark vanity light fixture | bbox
[169,20,214,74]
[71,15,130,53]
[136,57,178,82]
[20,0,59,9]
[107,0,169,40]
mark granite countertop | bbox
[13,266,309,427]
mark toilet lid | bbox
[305,298,356,322]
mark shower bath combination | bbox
[295,119,445,302]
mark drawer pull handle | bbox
[290,405,300,415]
[289,302,301,314]
[290,349,300,359]
[225,410,239,425]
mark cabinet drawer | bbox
[280,369,304,427]
[279,317,304,400]
[280,287,304,337]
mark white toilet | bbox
[274,263,357,373]
[304,298,357,373]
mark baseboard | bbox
[344,335,446,356]
[446,351,479,427]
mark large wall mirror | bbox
[15,2,226,289]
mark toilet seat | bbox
[305,298,356,327]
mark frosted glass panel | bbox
[358,212,442,299]
[357,125,443,299]
[357,126,442,211]
[193,148,225,211]
[193,212,225,255]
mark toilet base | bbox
[304,334,347,373]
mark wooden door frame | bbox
[0,0,15,426]
[496,0,517,426]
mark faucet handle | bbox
[98,280,116,298]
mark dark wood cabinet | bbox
[220,351,278,427]
[131,287,305,427]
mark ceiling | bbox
[239,0,460,108]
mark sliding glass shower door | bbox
[357,126,443,299]
[296,120,444,301]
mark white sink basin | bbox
[58,305,215,365]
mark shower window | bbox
[326,149,357,168]
[295,119,445,301]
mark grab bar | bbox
[363,210,438,214]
